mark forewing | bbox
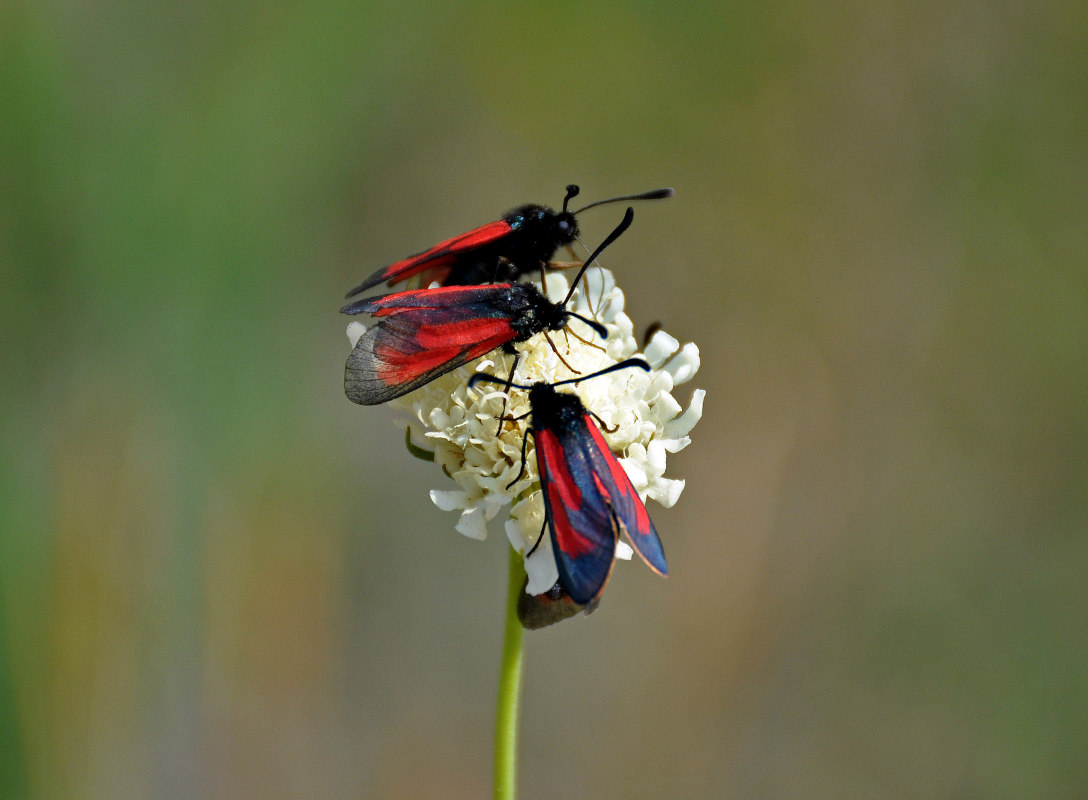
[582,420,667,576]
[534,419,620,605]
[344,220,514,296]
[344,289,518,404]
[341,284,513,316]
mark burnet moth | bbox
[468,358,668,607]
[341,208,636,406]
[343,184,673,297]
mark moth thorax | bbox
[510,289,569,339]
[529,386,584,428]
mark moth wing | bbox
[534,418,621,606]
[344,287,519,404]
[344,220,514,297]
[582,420,667,576]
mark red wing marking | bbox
[379,220,513,284]
[359,284,516,314]
[533,419,620,605]
[536,428,597,560]
[344,294,519,404]
[371,317,515,385]
[583,418,666,576]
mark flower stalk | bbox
[493,545,526,800]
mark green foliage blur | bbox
[2,1,1086,797]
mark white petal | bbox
[652,391,683,425]
[644,330,679,368]
[346,321,367,348]
[647,477,686,508]
[455,507,488,540]
[429,489,469,512]
[580,265,613,306]
[504,518,530,552]
[544,275,570,303]
[619,456,648,490]
[665,343,701,385]
[524,537,560,594]
[646,439,668,475]
[616,541,634,560]
[660,436,692,453]
[645,370,674,402]
[664,389,705,439]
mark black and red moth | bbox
[469,358,668,607]
[341,208,635,406]
[343,184,673,297]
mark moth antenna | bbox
[566,312,608,340]
[549,358,651,389]
[571,187,673,215]
[561,184,580,214]
[562,207,635,306]
[469,372,533,392]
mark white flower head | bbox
[347,267,704,596]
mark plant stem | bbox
[493,546,525,800]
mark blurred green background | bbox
[3,0,1086,797]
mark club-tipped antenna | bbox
[565,312,608,339]
[548,357,650,388]
[561,184,580,214]
[468,357,650,394]
[561,207,635,306]
[571,187,673,216]
[468,372,534,393]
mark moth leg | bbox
[587,408,618,434]
[543,330,578,373]
[495,350,521,436]
[505,428,534,490]
[526,520,547,558]
[565,323,606,353]
[491,255,516,284]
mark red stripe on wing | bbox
[363,284,516,313]
[352,220,515,294]
[436,219,515,251]
[583,420,666,576]
[341,283,521,317]
[535,424,618,605]
[586,421,651,533]
[344,290,520,404]
[536,428,594,557]
[371,316,515,385]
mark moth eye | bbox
[557,220,570,232]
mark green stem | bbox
[493,546,525,800]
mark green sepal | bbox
[404,427,435,462]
